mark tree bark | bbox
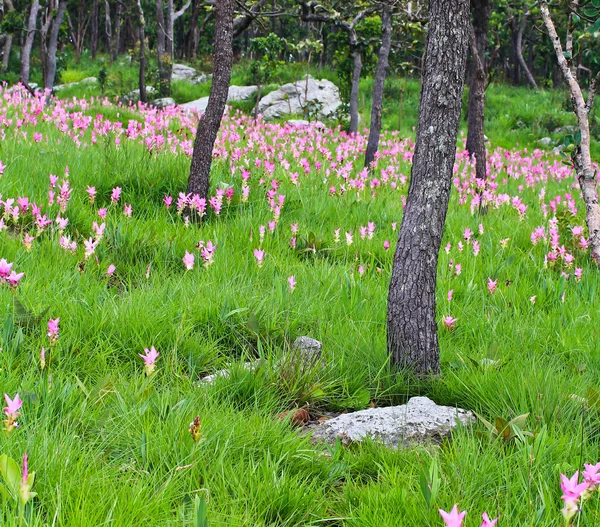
[517,10,537,90]
[112,0,122,62]
[1,0,14,72]
[364,3,392,168]
[387,0,470,375]
[136,0,147,103]
[104,0,113,61]
[348,44,362,134]
[541,2,600,265]
[20,0,40,85]
[44,0,67,91]
[156,0,170,96]
[466,0,491,183]
[91,0,99,59]
[187,0,235,200]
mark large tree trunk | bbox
[348,44,362,134]
[136,0,147,103]
[541,2,600,265]
[20,0,40,85]
[1,0,14,72]
[387,0,470,374]
[364,3,392,168]
[44,0,67,92]
[517,10,537,90]
[466,0,491,183]
[187,0,235,200]
[91,0,99,59]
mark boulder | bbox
[180,96,209,113]
[287,119,310,126]
[54,77,97,92]
[537,137,553,147]
[310,396,474,448]
[124,86,157,102]
[172,64,210,84]
[153,97,177,108]
[227,85,258,101]
[258,77,341,120]
[553,125,578,135]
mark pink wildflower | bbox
[47,318,60,343]
[182,251,195,271]
[288,275,296,292]
[139,346,159,376]
[254,249,265,267]
[443,316,458,331]
[487,277,497,294]
[439,505,466,527]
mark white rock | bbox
[54,77,97,91]
[172,63,197,82]
[258,77,341,120]
[537,137,553,147]
[287,119,310,126]
[310,396,474,448]
[124,86,157,102]
[199,361,260,384]
[153,97,177,108]
[180,96,209,113]
[227,85,258,101]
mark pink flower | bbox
[111,187,122,202]
[455,264,462,276]
[345,232,353,246]
[139,346,159,376]
[0,258,13,279]
[40,347,46,370]
[33,132,42,143]
[487,277,497,295]
[3,393,23,418]
[383,240,390,250]
[84,238,98,259]
[480,512,499,527]
[97,208,107,219]
[123,203,132,217]
[560,471,589,504]
[106,264,116,277]
[254,249,265,267]
[575,268,583,281]
[290,223,299,235]
[47,318,60,343]
[86,186,97,203]
[182,251,195,271]
[163,195,173,208]
[7,271,24,288]
[288,275,296,292]
[439,505,466,527]
[443,316,458,331]
[448,289,453,302]
[583,462,600,486]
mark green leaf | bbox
[194,494,208,527]
[0,454,21,497]
[589,18,600,33]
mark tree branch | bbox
[173,0,192,21]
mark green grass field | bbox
[1,59,600,526]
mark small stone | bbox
[153,97,177,108]
[290,336,322,369]
[537,137,552,147]
[310,396,474,448]
[199,361,259,385]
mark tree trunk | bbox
[387,0,470,375]
[91,0,99,59]
[364,3,392,168]
[136,0,147,103]
[1,0,14,72]
[509,18,519,85]
[348,44,362,134]
[44,0,67,91]
[465,0,491,183]
[104,0,113,61]
[20,0,40,85]
[187,0,235,200]
[517,10,537,90]
[187,0,200,61]
[541,2,600,265]
[112,0,122,62]
[156,0,170,96]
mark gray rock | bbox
[258,77,342,120]
[124,86,157,102]
[153,97,177,108]
[172,63,198,82]
[537,137,553,147]
[180,96,209,113]
[287,119,310,126]
[290,336,322,369]
[227,85,258,101]
[54,77,97,92]
[553,125,578,135]
[310,396,474,448]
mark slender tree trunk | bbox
[364,3,392,168]
[1,0,14,72]
[112,1,122,62]
[187,0,200,61]
[187,0,235,200]
[387,0,470,375]
[465,0,491,183]
[541,2,600,265]
[517,10,537,90]
[348,44,362,133]
[509,18,519,85]
[136,0,147,103]
[20,0,40,85]
[91,0,99,59]
[156,0,170,96]
[104,0,113,61]
[44,0,67,91]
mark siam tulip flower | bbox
[189,416,202,442]
[7,271,24,288]
[575,268,583,282]
[18,453,36,506]
[480,512,498,527]
[288,275,296,292]
[560,471,589,521]
[97,208,107,219]
[383,240,390,251]
[59,235,77,253]
[106,264,116,277]
[84,238,98,259]
[290,223,299,235]
[499,238,510,249]
[530,296,537,304]
[23,233,35,251]
[3,392,23,435]
[92,222,105,240]
[458,241,464,252]
[358,265,365,276]
[472,240,480,256]
[443,316,458,331]
[478,223,484,235]
[259,225,266,244]
[487,277,497,295]
[49,174,58,188]
[33,132,43,143]
[463,228,473,242]
[345,232,353,246]
[455,264,462,276]
[111,187,122,203]
[40,347,46,370]
[55,216,69,232]
[268,221,276,232]
[254,249,265,267]
[391,222,397,231]
[182,251,195,271]
[139,346,159,376]
[448,290,453,302]
[445,243,451,254]
[163,195,173,208]
[86,186,97,203]
[123,203,132,217]
[200,241,217,267]
[439,505,466,527]
[359,226,368,240]
[47,318,60,343]
[334,229,341,243]
[146,264,151,279]
[290,236,297,249]
[0,258,14,279]
[367,222,376,239]
[0,159,5,175]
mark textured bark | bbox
[112,1,122,62]
[186,0,201,61]
[44,0,67,91]
[1,0,14,72]
[91,0,99,59]
[465,0,490,183]
[136,0,147,103]
[348,45,362,134]
[517,10,537,90]
[387,0,470,375]
[232,0,268,37]
[187,0,235,200]
[541,2,600,266]
[104,0,112,60]
[156,0,170,96]
[364,3,392,167]
[20,0,40,85]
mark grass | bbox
[0,68,600,525]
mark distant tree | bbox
[0,0,15,72]
[540,1,600,264]
[387,0,470,375]
[187,0,234,200]
[135,0,147,103]
[41,0,68,92]
[20,0,40,87]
